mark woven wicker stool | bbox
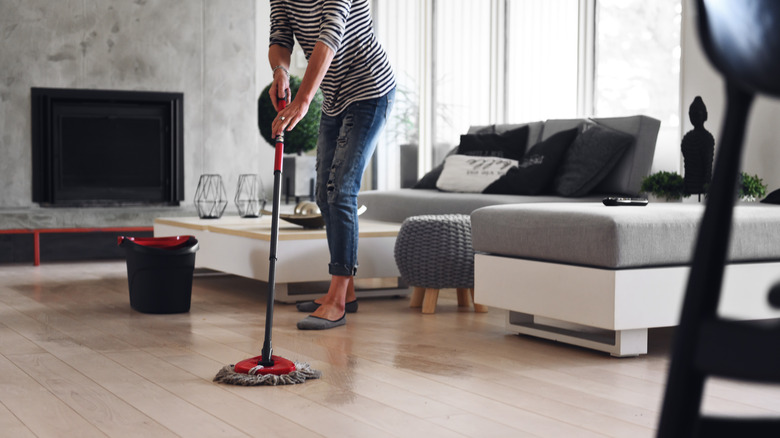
[394,214,488,314]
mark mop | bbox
[214,98,321,386]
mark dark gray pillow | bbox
[553,124,634,197]
[761,188,780,204]
[484,128,578,195]
[412,146,459,189]
[412,163,444,189]
[456,125,530,162]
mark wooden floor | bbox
[1,262,778,437]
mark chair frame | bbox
[657,1,780,436]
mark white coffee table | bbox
[153,216,404,302]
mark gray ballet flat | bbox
[296,313,346,330]
[296,299,358,313]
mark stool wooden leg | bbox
[421,288,439,314]
[471,288,488,313]
[457,287,473,311]
[409,286,425,308]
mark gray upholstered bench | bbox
[472,203,780,356]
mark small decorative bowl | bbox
[263,202,367,229]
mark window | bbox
[505,0,580,123]
[433,0,493,148]
[595,0,682,171]
[370,0,681,190]
[371,0,423,190]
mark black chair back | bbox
[657,1,780,436]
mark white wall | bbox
[681,0,780,192]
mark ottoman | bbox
[471,203,780,356]
[394,214,488,314]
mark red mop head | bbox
[235,355,296,376]
[213,355,321,386]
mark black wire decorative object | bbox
[194,174,228,219]
[235,174,267,218]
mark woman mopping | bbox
[269,0,395,330]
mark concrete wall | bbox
[681,0,780,192]
[0,0,275,211]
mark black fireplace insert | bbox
[32,87,184,206]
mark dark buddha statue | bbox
[681,96,715,196]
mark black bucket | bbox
[118,235,199,314]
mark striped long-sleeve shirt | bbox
[270,0,396,116]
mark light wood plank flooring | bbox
[0,261,778,437]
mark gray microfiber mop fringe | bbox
[213,362,322,386]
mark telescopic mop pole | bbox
[213,92,319,385]
[259,98,286,368]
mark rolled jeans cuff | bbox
[328,262,357,277]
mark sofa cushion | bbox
[539,119,587,141]
[358,189,603,223]
[471,203,780,269]
[468,121,545,147]
[553,124,633,197]
[457,125,529,161]
[483,128,579,196]
[540,116,661,196]
[436,155,518,193]
[433,115,660,196]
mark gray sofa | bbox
[359,115,661,223]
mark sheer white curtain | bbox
[373,0,581,190]
[505,0,580,123]
[372,0,424,190]
[369,0,681,189]
[433,1,493,149]
[595,0,682,171]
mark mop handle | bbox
[260,97,287,367]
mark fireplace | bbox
[32,87,184,206]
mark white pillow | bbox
[436,155,518,193]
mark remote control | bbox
[602,197,649,206]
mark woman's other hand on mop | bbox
[272,98,310,138]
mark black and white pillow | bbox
[436,155,518,193]
[412,125,528,190]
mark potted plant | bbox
[257,76,324,200]
[739,172,767,202]
[640,171,687,202]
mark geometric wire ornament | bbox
[194,174,228,219]
[234,174,267,218]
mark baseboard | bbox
[0,228,154,264]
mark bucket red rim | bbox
[118,235,195,249]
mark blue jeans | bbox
[316,88,395,276]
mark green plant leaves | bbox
[739,172,767,200]
[257,76,324,155]
[640,171,686,200]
